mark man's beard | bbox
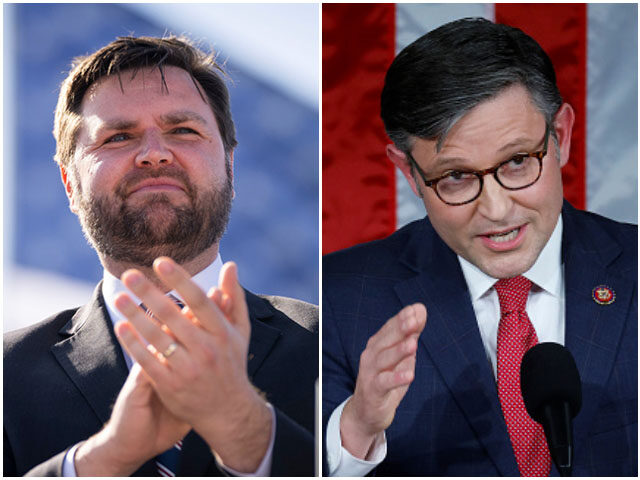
[76,167,232,267]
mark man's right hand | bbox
[73,363,190,476]
[339,303,427,460]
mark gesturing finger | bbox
[374,335,418,372]
[114,321,172,385]
[374,351,417,393]
[153,257,228,337]
[217,262,250,340]
[114,293,188,369]
[120,269,204,350]
[367,303,427,353]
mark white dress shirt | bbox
[63,254,276,476]
[326,218,565,476]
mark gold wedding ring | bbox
[163,342,178,359]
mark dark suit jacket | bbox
[4,287,318,476]
[323,201,637,476]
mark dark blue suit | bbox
[323,202,637,476]
[5,288,317,476]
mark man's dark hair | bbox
[381,17,562,152]
[54,35,237,168]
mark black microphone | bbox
[520,342,582,477]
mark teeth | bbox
[488,228,519,243]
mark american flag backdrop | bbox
[322,3,637,254]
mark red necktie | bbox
[495,276,551,477]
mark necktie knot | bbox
[141,295,184,316]
[495,276,531,314]
[168,294,184,310]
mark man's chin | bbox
[474,252,537,280]
[101,240,204,267]
[142,215,180,236]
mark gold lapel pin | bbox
[592,285,615,305]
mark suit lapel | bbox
[50,283,129,425]
[244,290,283,378]
[49,284,165,476]
[394,221,519,475]
[561,203,635,460]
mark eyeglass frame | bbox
[405,124,551,206]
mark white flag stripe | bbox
[586,4,638,223]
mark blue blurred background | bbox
[3,4,319,331]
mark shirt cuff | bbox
[325,396,387,476]
[214,402,275,476]
[61,442,81,476]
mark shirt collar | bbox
[458,216,563,300]
[102,254,224,327]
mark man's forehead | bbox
[83,109,209,130]
[77,66,215,132]
[410,87,547,166]
[82,65,202,105]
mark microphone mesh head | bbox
[520,342,582,423]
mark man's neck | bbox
[99,243,220,293]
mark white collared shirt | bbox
[326,218,565,476]
[63,254,275,476]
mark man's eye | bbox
[446,170,472,181]
[508,155,527,166]
[105,133,130,143]
[172,127,198,134]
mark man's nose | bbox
[134,130,173,167]
[476,175,512,221]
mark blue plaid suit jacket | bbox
[323,201,637,476]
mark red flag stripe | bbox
[322,4,397,254]
[495,4,587,210]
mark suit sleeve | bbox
[24,451,67,476]
[270,408,315,476]
[322,282,369,475]
[4,426,66,477]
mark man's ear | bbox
[386,144,422,198]
[553,103,575,168]
[59,165,78,214]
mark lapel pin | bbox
[248,353,255,361]
[592,285,615,305]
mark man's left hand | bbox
[114,258,272,473]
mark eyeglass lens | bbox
[437,156,541,204]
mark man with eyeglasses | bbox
[323,18,637,476]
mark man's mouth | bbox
[479,224,527,251]
[487,227,520,243]
[129,178,185,195]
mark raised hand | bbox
[340,303,427,459]
[113,257,272,473]
[74,363,190,476]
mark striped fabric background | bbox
[322,3,637,254]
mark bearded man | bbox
[4,36,317,477]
